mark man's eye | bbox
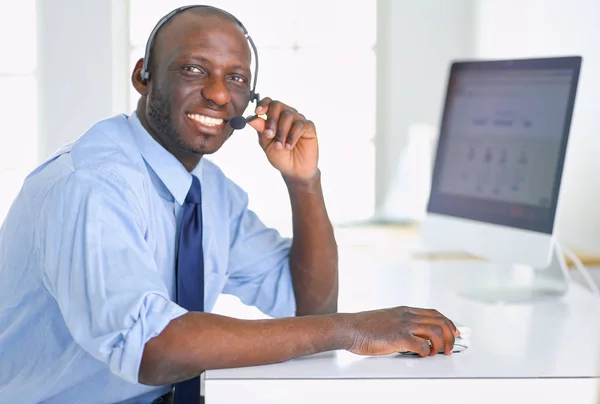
[183,66,204,74]
[230,75,247,84]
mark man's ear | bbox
[131,58,149,96]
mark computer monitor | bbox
[422,56,582,302]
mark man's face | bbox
[141,12,252,157]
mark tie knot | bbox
[185,175,202,204]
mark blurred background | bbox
[1,0,599,254]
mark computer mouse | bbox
[451,334,470,353]
[399,326,471,356]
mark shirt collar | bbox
[127,111,203,205]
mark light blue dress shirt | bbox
[0,112,296,403]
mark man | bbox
[0,6,458,403]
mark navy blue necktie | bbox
[174,175,204,404]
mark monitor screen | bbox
[427,57,581,234]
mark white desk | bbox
[206,260,600,403]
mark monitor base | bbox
[458,242,570,304]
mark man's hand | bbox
[345,306,460,357]
[247,97,318,182]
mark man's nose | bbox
[201,76,231,107]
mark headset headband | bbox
[139,5,260,103]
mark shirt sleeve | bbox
[36,168,187,384]
[223,179,296,319]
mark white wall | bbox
[36,0,129,161]
[475,0,600,254]
[375,0,475,216]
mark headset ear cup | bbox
[140,69,151,84]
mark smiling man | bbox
[0,6,458,404]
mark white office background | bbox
[129,0,376,236]
[0,1,37,223]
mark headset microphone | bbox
[229,116,247,130]
[229,114,264,130]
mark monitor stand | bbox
[458,242,570,304]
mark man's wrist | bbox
[283,169,321,193]
[332,313,355,351]
[318,312,355,351]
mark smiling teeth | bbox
[187,114,224,127]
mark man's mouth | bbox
[186,113,225,128]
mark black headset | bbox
[139,5,260,103]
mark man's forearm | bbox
[139,311,349,385]
[284,170,339,316]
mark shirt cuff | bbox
[108,293,187,384]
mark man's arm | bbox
[248,98,339,316]
[285,170,338,316]
[140,311,343,385]
[140,306,459,386]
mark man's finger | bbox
[275,110,296,149]
[406,336,432,358]
[409,315,455,354]
[255,97,272,115]
[246,116,272,150]
[264,101,284,139]
[247,115,266,134]
[412,323,445,356]
[286,120,305,149]
[407,308,459,337]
